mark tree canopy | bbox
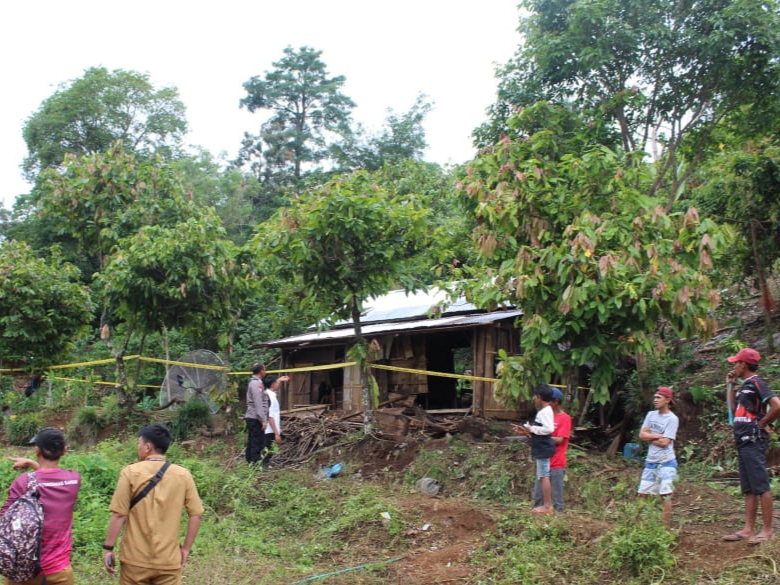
[22,67,187,182]
[460,105,726,403]
[253,170,430,425]
[476,0,780,209]
[0,240,93,369]
[238,46,355,186]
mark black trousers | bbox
[245,418,264,463]
[260,432,275,468]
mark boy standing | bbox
[637,386,679,527]
[514,384,556,514]
[532,387,572,512]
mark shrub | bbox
[601,500,676,578]
[169,400,212,441]
[6,413,45,445]
[67,406,102,446]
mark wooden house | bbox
[258,288,524,419]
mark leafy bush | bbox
[169,400,212,441]
[6,413,45,445]
[67,406,102,446]
[601,500,676,578]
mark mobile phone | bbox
[106,553,115,569]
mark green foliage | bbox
[238,46,355,186]
[95,210,253,339]
[0,241,93,368]
[602,500,676,578]
[477,0,780,206]
[169,400,213,441]
[332,94,432,171]
[472,511,585,583]
[460,104,725,403]
[70,406,101,442]
[22,66,186,181]
[254,170,430,324]
[253,170,430,417]
[6,413,44,445]
[37,144,197,264]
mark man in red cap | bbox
[637,386,679,527]
[723,348,780,545]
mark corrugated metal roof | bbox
[261,310,523,348]
[331,287,476,327]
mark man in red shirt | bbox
[2,428,81,585]
[532,388,572,512]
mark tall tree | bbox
[252,171,430,430]
[237,46,355,188]
[476,0,780,210]
[23,67,187,181]
[332,94,433,171]
[460,104,726,404]
[0,240,93,369]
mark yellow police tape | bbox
[4,355,588,392]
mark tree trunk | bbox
[751,219,775,352]
[351,296,373,434]
[100,317,132,406]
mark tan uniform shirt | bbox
[109,458,204,570]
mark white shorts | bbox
[637,460,677,496]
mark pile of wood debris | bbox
[270,399,482,467]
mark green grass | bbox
[1,433,778,584]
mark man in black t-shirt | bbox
[722,348,780,545]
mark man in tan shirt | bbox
[102,424,203,584]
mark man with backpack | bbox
[0,427,81,585]
[102,424,203,584]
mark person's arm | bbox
[257,385,270,430]
[638,412,657,443]
[760,396,780,429]
[726,374,737,416]
[529,407,554,435]
[511,423,531,437]
[103,512,127,575]
[8,457,39,471]
[180,514,202,566]
[268,417,282,444]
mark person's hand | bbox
[261,422,267,432]
[8,457,38,470]
[274,433,282,445]
[103,551,116,575]
[279,375,290,382]
[726,370,737,384]
[180,545,191,567]
[511,424,530,437]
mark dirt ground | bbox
[374,480,780,584]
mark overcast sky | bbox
[0,1,521,209]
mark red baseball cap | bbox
[655,386,674,403]
[727,348,761,366]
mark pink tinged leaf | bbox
[684,207,700,227]
[699,249,713,270]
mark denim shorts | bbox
[535,458,551,479]
[637,459,677,496]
